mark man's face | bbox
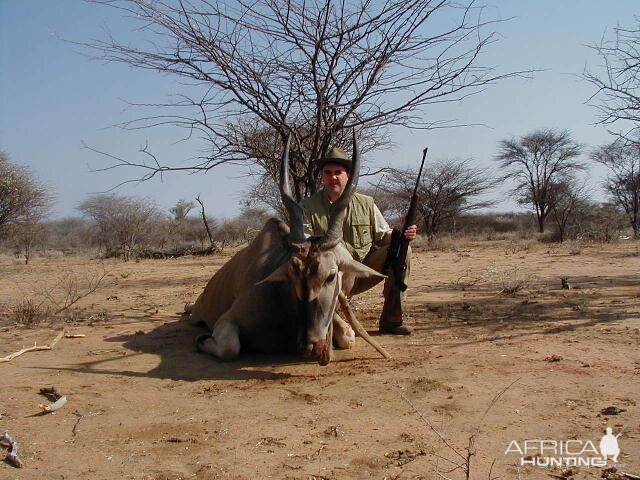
[321,163,350,199]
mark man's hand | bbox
[404,224,418,241]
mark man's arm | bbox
[373,204,393,245]
[373,204,417,245]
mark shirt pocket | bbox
[351,223,372,249]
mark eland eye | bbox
[325,272,336,284]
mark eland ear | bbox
[341,260,387,281]
[256,262,289,284]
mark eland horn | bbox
[279,133,306,243]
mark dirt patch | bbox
[0,240,639,479]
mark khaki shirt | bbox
[302,190,391,262]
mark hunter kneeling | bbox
[302,147,418,335]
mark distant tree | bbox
[214,207,272,248]
[584,18,640,144]
[170,199,196,221]
[591,141,640,237]
[78,194,163,261]
[83,0,526,200]
[194,195,219,248]
[11,213,47,264]
[44,217,93,251]
[495,129,584,233]
[243,175,287,221]
[573,202,628,242]
[179,216,218,248]
[167,199,197,247]
[547,177,590,242]
[377,158,496,236]
[0,151,52,236]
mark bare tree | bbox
[179,216,217,248]
[242,175,286,220]
[591,141,640,237]
[584,18,640,144]
[83,0,526,200]
[77,194,163,261]
[11,213,47,264]
[194,194,218,248]
[548,176,590,242]
[495,129,584,233]
[43,217,93,252]
[213,207,272,248]
[579,202,628,242]
[0,151,52,236]
[377,158,496,236]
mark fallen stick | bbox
[72,411,84,436]
[39,395,67,414]
[619,473,640,480]
[0,330,65,363]
[338,292,391,359]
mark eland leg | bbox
[196,317,241,361]
[332,313,355,349]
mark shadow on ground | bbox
[356,272,639,348]
[39,318,313,382]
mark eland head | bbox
[259,134,385,365]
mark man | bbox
[302,146,417,335]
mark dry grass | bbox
[504,239,538,255]
[4,267,109,326]
[11,298,51,326]
[564,240,582,255]
[482,263,533,295]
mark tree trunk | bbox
[537,211,546,233]
[196,195,214,247]
[24,240,31,265]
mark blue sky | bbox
[1,1,637,220]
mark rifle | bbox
[380,147,427,325]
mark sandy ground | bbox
[0,239,638,480]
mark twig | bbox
[0,330,65,363]
[72,411,84,436]
[466,435,476,480]
[401,377,520,480]
[619,473,640,480]
[338,292,391,359]
[480,377,521,423]
[432,452,467,472]
[488,458,496,479]
[435,472,454,480]
[51,271,107,314]
[396,386,467,462]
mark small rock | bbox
[544,355,563,362]
[601,406,626,415]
